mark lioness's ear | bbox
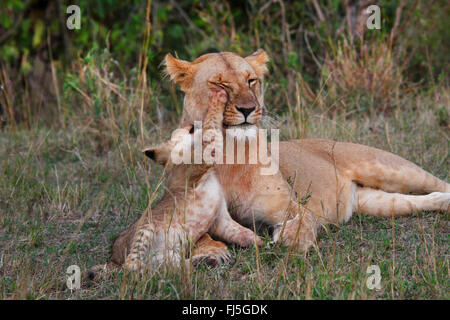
[164,53,196,90]
[143,146,169,166]
[245,49,269,78]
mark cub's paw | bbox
[209,88,228,107]
[192,245,233,268]
[202,128,223,163]
[202,128,221,146]
[192,251,233,268]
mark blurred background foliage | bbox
[0,0,449,130]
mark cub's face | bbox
[143,125,194,166]
[164,50,269,129]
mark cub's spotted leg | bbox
[203,87,227,132]
[191,233,233,267]
[123,223,157,272]
[86,220,139,281]
[125,223,192,272]
[202,87,227,164]
[124,170,224,272]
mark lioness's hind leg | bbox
[191,233,233,267]
[355,187,450,217]
[343,143,450,194]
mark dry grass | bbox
[0,1,448,298]
[323,39,403,114]
[0,81,448,299]
[293,36,409,119]
[0,0,450,299]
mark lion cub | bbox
[124,89,261,271]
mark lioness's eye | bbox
[248,78,257,86]
[209,80,229,90]
[219,83,230,90]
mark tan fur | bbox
[123,90,261,272]
[278,139,450,224]
[191,233,233,267]
[166,49,449,250]
[88,50,449,278]
[124,85,318,271]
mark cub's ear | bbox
[143,145,169,166]
[245,49,269,78]
[164,53,196,91]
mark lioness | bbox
[88,49,449,277]
[161,49,450,247]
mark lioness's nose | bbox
[236,106,255,119]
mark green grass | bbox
[0,86,448,299]
[1,0,449,301]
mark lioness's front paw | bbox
[234,230,264,247]
[272,215,316,251]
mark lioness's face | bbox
[164,50,269,128]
